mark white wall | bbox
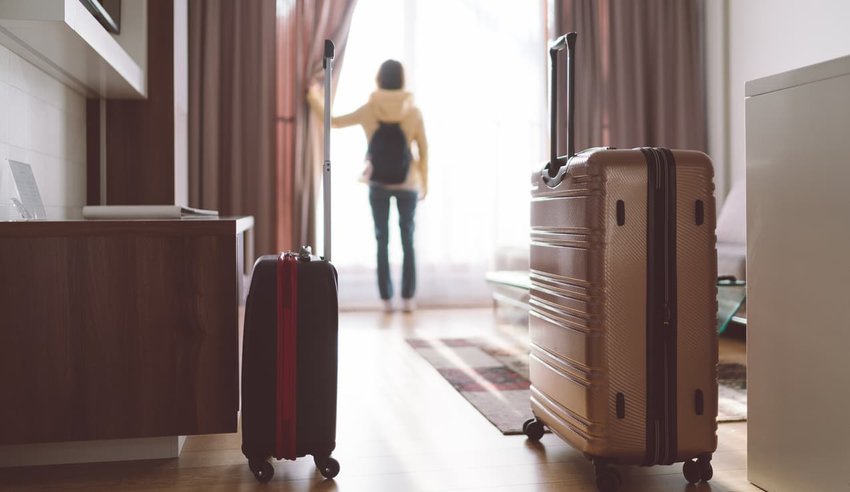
[0,0,149,221]
[708,0,850,193]
[704,0,730,204]
[0,45,86,220]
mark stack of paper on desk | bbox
[82,205,219,219]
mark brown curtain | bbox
[552,0,706,151]
[189,0,277,255]
[277,0,358,252]
[189,0,358,257]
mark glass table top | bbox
[717,278,747,333]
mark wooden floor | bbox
[0,308,754,492]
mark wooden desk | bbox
[0,217,253,445]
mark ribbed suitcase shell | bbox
[529,148,718,464]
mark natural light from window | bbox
[329,0,547,309]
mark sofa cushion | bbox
[717,180,746,245]
[717,242,746,280]
[716,179,747,280]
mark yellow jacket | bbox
[308,88,428,195]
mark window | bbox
[331,0,547,308]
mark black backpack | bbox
[368,122,412,184]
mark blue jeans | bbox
[368,186,417,300]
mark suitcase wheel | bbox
[683,456,713,484]
[522,418,545,442]
[593,462,622,492]
[249,459,274,483]
[314,455,340,479]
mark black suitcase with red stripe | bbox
[241,40,340,483]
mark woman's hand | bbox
[306,82,324,115]
[307,81,322,98]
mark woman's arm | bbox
[306,85,367,128]
[414,112,429,199]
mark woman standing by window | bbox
[308,59,428,313]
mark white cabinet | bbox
[0,0,146,98]
[746,55,850,491]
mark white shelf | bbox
[746,57,850,491]
[0,0,145,98]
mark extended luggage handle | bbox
[322,39,334,261]
[547,32,577,181]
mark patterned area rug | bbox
[407,337,747,435]
[406,337,534,435]
[717,362,747,422]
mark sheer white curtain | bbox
[329,0,547,309]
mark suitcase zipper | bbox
[660,148,678,465]
[643,148,660,466]
[642,148,678,466]
[276,254,298,460]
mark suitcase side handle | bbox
[548,32,577,179]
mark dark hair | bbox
[376,60,404,90]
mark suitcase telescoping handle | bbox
[322,39,334,261]
[548,32,577,178]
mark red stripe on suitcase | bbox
[276,254,298,460]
